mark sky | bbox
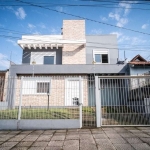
[0,0,150,69]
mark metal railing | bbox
[99,76,150,126]
[0,75,96,127]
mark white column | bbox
[18,76,23,120]
[95,76,101,127]
[79,76,82,128]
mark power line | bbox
[81,0,150,5]
[15,0,150,36]
[1,3,150,11]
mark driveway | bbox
[0,127,150,150]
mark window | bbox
[93,50,109,64]
[44,56,54,64]
[22,77,51,95]
[37,82,50,93]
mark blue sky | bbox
[0,0,150,69]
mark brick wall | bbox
[15,75,89,107]
[62,20,86,64]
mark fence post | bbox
[79,76,82,128]
[95,76,101,127]
[18,76,23,120]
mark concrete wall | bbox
[0,119,80,130]
[86,35,118,64]
[9,64,127,76]
[22,48,62,64]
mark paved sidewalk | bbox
[0,127,150,150]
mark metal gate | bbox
[98,76,150,126]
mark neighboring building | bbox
[128,54,150,76]
[9,20,127,108]
[0,70,8,101]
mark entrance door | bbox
[65,79,80,106]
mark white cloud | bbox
[117,18,128,27]
[15,7,26,20]
[91,29,102,34]
[38,23,46,29]
[108,0,136,27]
[28,23,36,29]
[100,16,108,22]
[141,24,149,29]
[6,6,26,20]
[109,11,128,27]
[119,1,131,16]
[109,12,120,21]
[0,53,9,68]
[33,31,41,35]
[131,37,147,45]
[118,36,147,45]
[110,32,122,38]
[118,35,130,43]
[49,28,60,34]
[6,39,17,46]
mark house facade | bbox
[9,20,127,108]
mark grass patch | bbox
[0,107,96,120]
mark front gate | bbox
[98,76,150,126]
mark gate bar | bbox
[95,76,101,127]
[79,76,82,128]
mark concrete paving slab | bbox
[133,133,150,137]
[109,138,127,144]
[106,134,122,139]
[45,147,63,150]
[66,135,79,140]
[64,140,79,146]
[96,139,111,144]
[0,147,12,150]
[16,141,33,147]
[140,137,150,143]
[37,135,52,141]
[93,134,108,139]
[48,141,64,147]
[0,141,18,147]
[80,139,95,144]
[91,131,105,134]
[20,131,33,134]
[125,137,143,144]
[43,130,56,134]
[97,143,115,150]
[80,144,97,150]
[63,145,79,150]
[80,135,93,140]
[131,143,150,150]
[113,144,135,150]
[28,147,45,150]
[119,133,137,138]
[11,147,29,150]
[0,127,150,150]
[22,135,39,142]
[51,135,65,141]
[32,141,49,147]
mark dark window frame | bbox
[43,56,55,64]
[94,54,109,63]
[36,82,50,94]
